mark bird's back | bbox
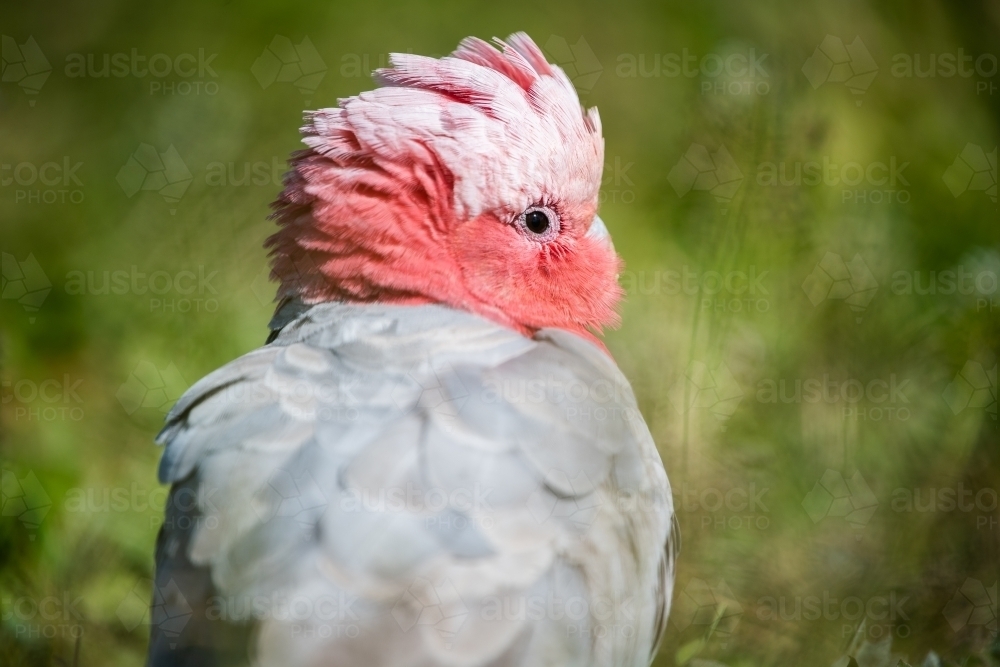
[150,302,674,667]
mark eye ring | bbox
[516,205,560,241]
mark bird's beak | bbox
[586,215,615,252]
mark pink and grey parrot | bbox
[149,33,676,667]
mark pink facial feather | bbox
[267,33,622,345]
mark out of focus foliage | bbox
[1,0,998,665]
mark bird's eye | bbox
[517,206,560,241]
[525,210,549,234]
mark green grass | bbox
[2,0,998,665]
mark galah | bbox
[149,33,676,667]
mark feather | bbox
[150,302,674,667]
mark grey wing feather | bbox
[148,475,254,667]
[149,303,674,667]
[649,513,680,662]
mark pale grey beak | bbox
[586,215,614,251]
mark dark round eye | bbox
[518,206,559,241]
[524,210,550,234]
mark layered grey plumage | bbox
[149,301,675,667]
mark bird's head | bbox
[268,33,622,345]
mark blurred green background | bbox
[2,0,998,665]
